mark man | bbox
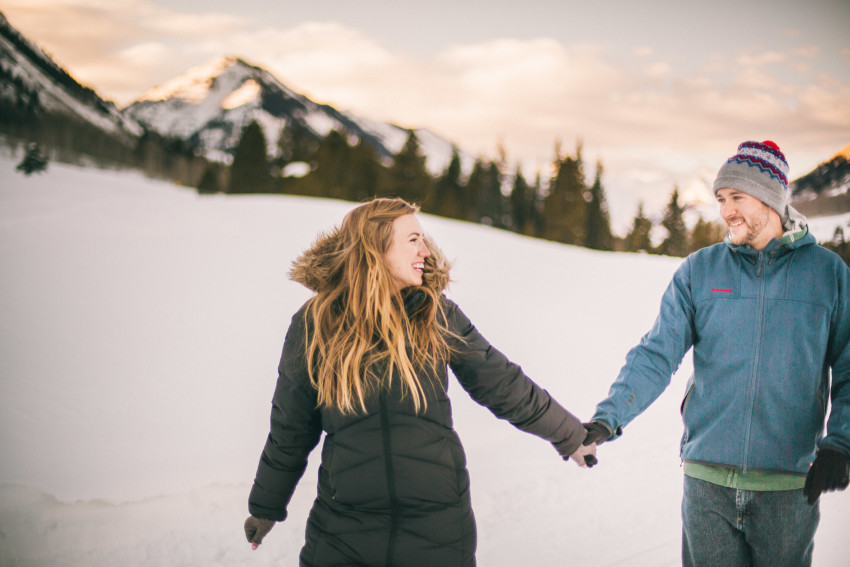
[586,140,850,566]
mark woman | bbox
[244,197,594,566]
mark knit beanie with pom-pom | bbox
[713,140,790,221]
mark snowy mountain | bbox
[0,13,470,182]
[791,144,850,218]
[0,11,141,140]
[125,56,471,175]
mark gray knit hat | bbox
[712,140,790,220]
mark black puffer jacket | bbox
[248,235,586,567]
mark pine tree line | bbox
[624,188,726,257]
[821,224,850,267]
[2,100,727,258]
[2,95,217,187]
[215,120,727,257]
[3,105,728,257]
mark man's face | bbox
[715,188,782,250]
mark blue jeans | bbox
[682,475,819,567]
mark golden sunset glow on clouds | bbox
[3,0,848,225]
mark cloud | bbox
[632,46,654,58]
[2,0,246,101]
[642,61,672,79]
[793,45,819,59]
[17,0,247,36]
[118,41,170,63]
[736,51,786,66]
[3,1,848,228]
[195,22,403,103]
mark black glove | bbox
[244,516,275,549]
[583,421,612,446]
[803,448,850,505]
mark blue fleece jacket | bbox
[593,230,850,474]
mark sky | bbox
[2,0,850,225]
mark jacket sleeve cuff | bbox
[592,418,620,440]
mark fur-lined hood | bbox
[290,228,452,294]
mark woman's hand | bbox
[244,516,275,550]
[569,442,598,468]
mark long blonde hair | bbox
[301,198,452,414]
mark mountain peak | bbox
[125,56,470,175]
[135,55,253,104]
[831,143,850,162]
[1,9,141,137]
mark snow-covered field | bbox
[1,156,848,566]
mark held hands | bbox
[803,448,850,505]
[244,516,275,550]
[567,421,614,469]
[569,442,597,468]
[582,421,612,446]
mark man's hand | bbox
[569,442,598,468]
[804,448,850,505]
[583,421,612,446]
[244,516,275,550]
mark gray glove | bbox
[244,516,275,549]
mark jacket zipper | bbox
[741,251,767,474]
[379,389,399,566]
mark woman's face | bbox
[385,213,430,291]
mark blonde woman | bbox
[244,197,594,566]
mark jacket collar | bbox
[725,226,814,259]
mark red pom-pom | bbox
[761,140,780,151]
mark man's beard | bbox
[727,208,771,246]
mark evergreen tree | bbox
[542,141,586,245]
[478,160,506,228]
[347,139,384,202]
[688,215,726,253]
[229,120,270,194]
[509,166,534,235]
[530,173,545,238]
[277,120,318,165]
[160,136,202,186]
[309,129,352,199]
[197,164,222,194]
[387,131,433,206]
[584,161,614,250]
[821,225,850,267]
[433,148,465,219]
[134,130,166,176]
[16,142,48,175]
[659,187,688,257]
[624,202,654,253]
[463,159,487,223]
